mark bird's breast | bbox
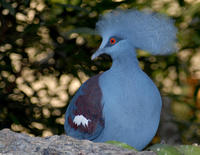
[99,69,162,122]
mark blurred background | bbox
[0,0,200,146]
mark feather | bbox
[65,74,104,140]
[96,9,177,55]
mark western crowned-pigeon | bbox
[64,9,177,150]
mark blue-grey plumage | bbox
[64,9,177,150]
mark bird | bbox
[64,9,177,150]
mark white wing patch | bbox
[73,115,91,127]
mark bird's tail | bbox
[96,9,177,55]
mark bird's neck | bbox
[110,50,139,73]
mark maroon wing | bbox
[64,74,105,140]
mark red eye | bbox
[110,38,116,45]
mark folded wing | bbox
[64,74,105,140]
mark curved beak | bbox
[91,48,105,60]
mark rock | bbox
[0,129,155,155]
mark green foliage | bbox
[149,144,200,155]
[106,141,138,151]
[149,144,182,155]
[0,0,200,147]
[176,145,200,155]
[106,141,200,155]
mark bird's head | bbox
[91,9,177,60]
[91,35,135,60]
